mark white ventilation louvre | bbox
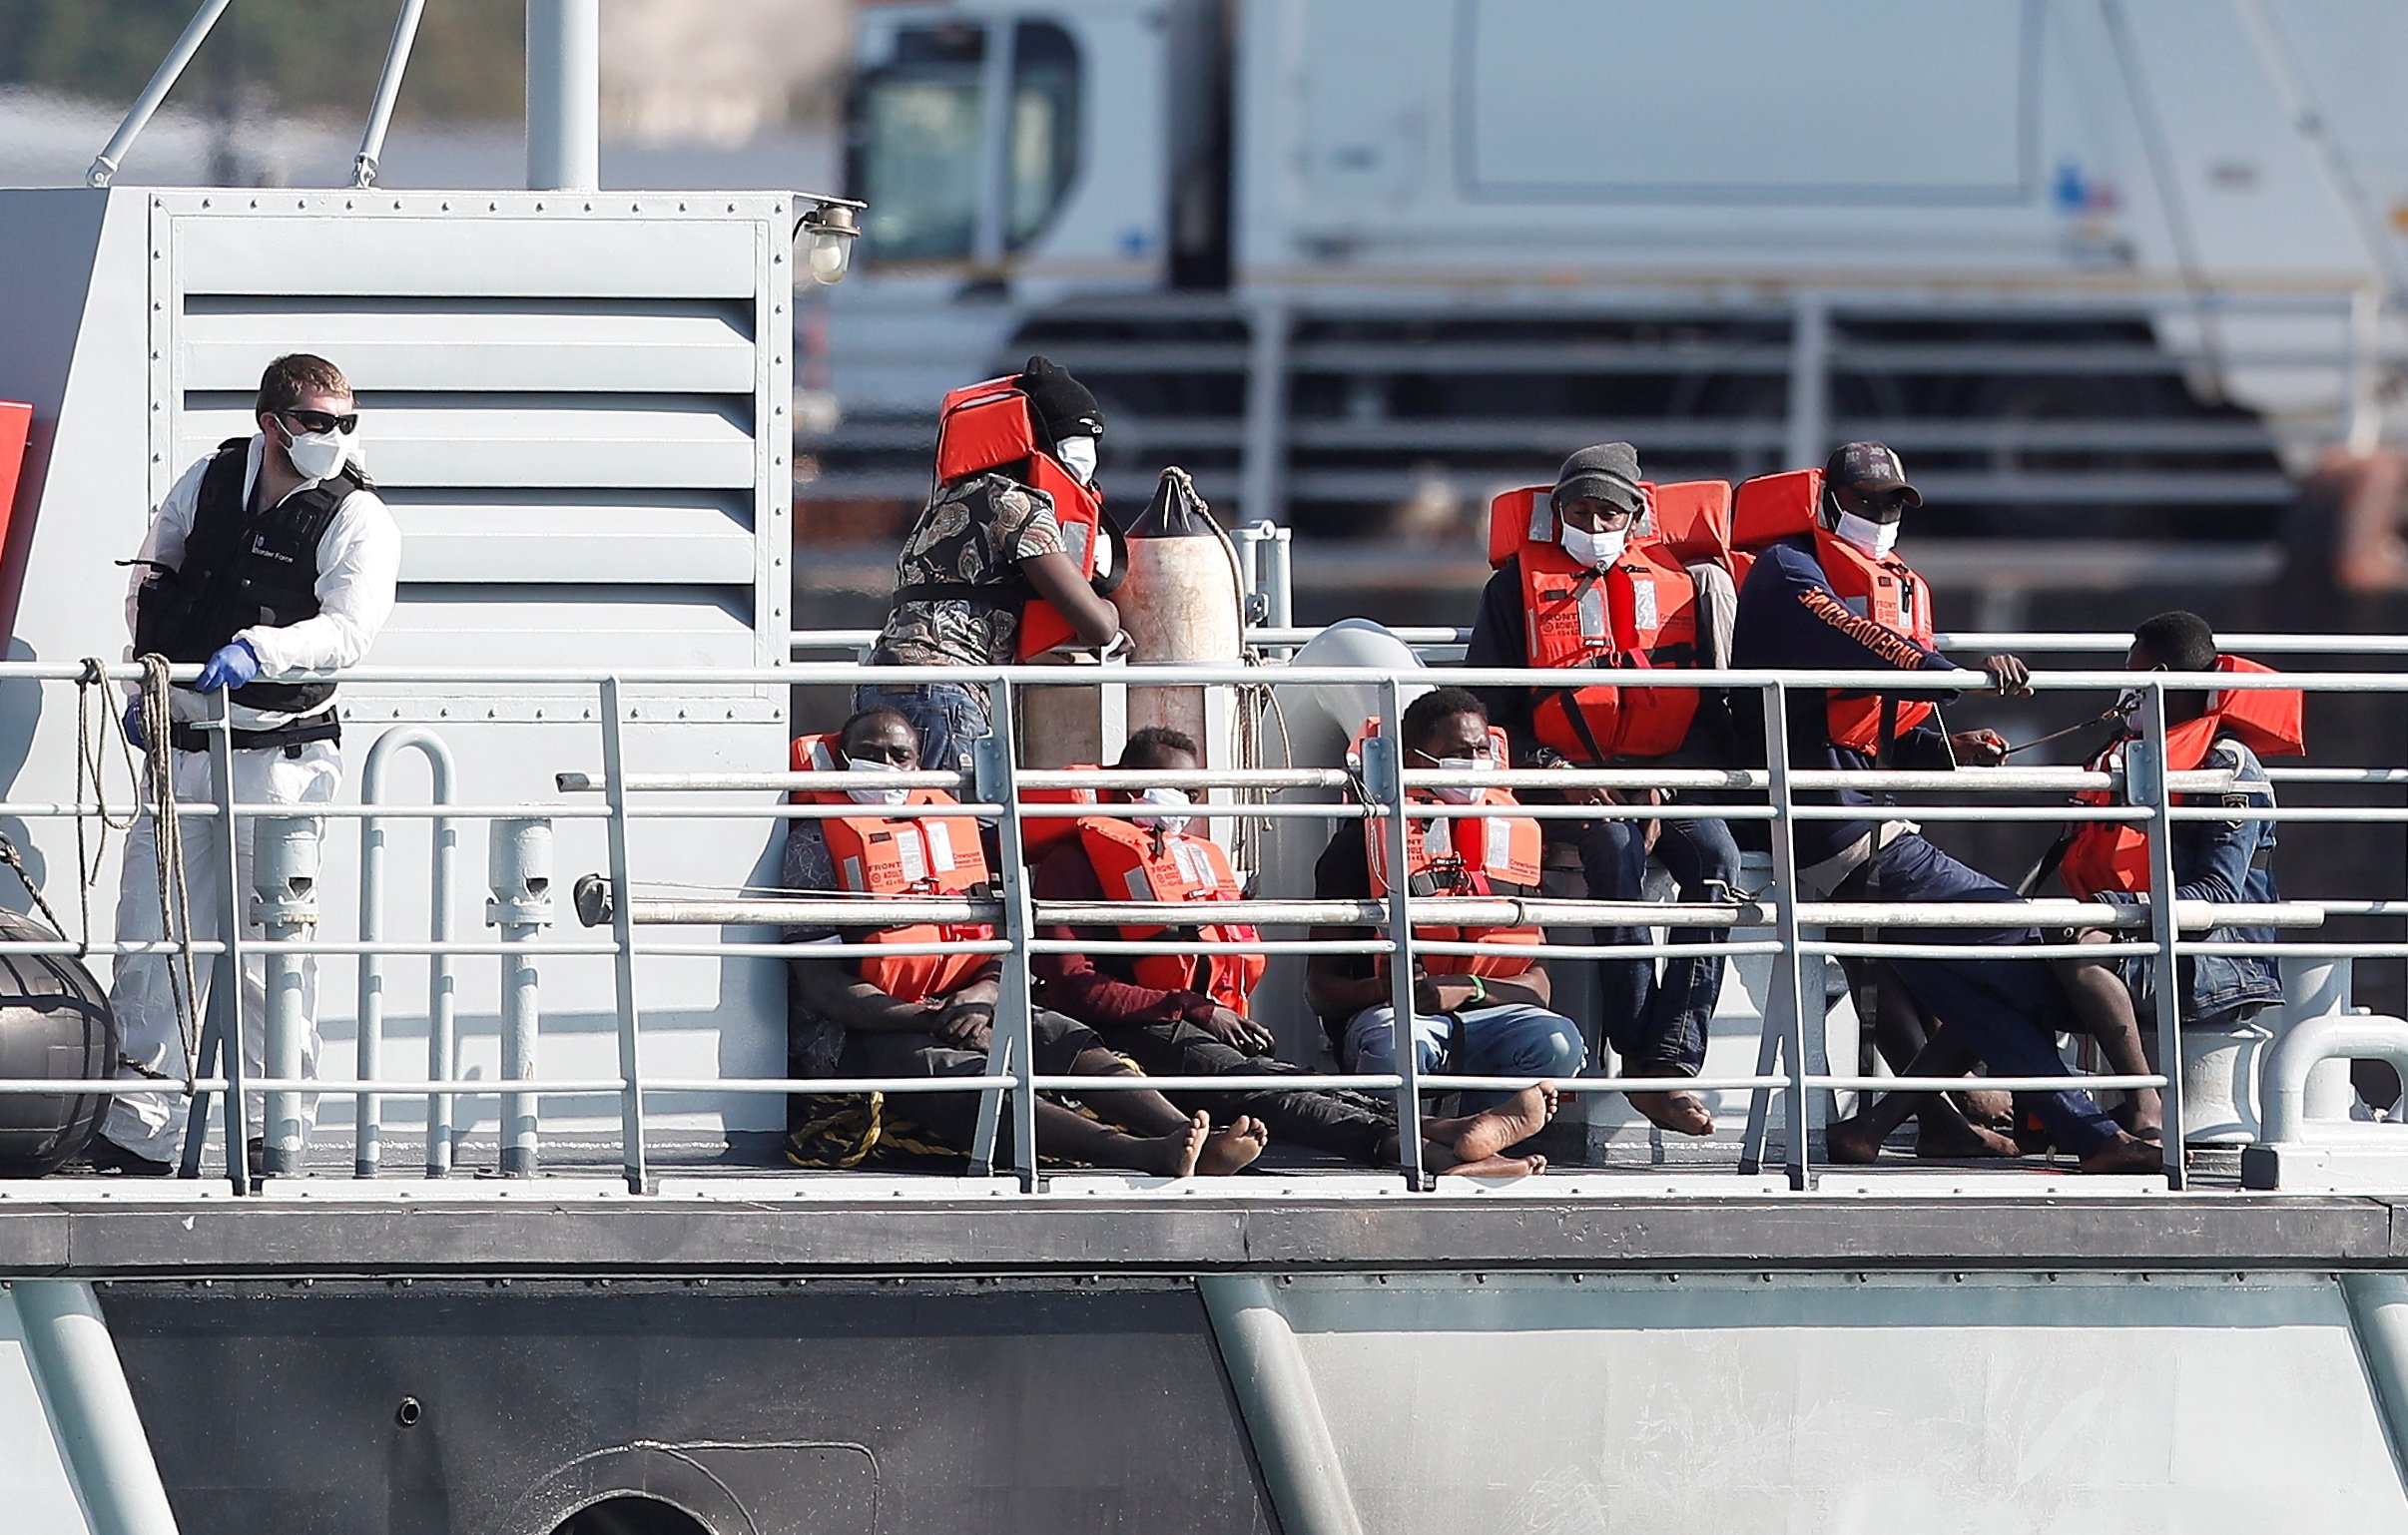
[149,193,794,721]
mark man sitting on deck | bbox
[2042,612,2300,1140]
[1032,726,1556,1175]
[1730,446,2157,1173]
[781,707,1267,1176]
[1305,690,1588,1133]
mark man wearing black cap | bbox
[1730,443,2157,1174]
[1466,442,1742,1139]
[858,355,1125,772]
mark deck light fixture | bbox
[797,198,865,285]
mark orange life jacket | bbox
[931,376,1119,660]
[791,733,995,1002]
[1353,720,1545,977]
[1487,479,1731,764]
[1075,815,1265,1012]
[1733,467,1938,756]
[2058,657,2306,899]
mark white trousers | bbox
[103,741,340,1162]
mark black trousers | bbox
[850,1008,1102,1149]
[1095,1018,1392,1165]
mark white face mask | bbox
[1832,510,1900,559]
[1557,523,1626,572]
[843,757,912,806]
[1055,435,1098,485]
[279,421,349,481]
[1131,785,1191,834]
[1429,756,1494,804]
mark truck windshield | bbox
[854,21,1081,265]
[856,26,985,262]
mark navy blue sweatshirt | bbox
[1729,537,1964,864]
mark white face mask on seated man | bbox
[843,757,912,807]
[1131,785,1191,833]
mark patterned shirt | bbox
[870,473,1064,667]
[780,819,849,1079]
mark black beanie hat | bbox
[1551,442,1644,515]
[1016,354,1103,446]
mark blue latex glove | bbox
[122,698,145,750]
[193,639,261,694]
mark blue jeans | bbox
[1554,811,1741,1076]
[1341,1001,1586,1111]
[853,680,990,775]
[1850,833,2121,1156]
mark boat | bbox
[0,5,2406,1533]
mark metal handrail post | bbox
[85,0,233,187]
[597,679,650,1193]
[351,0,429,187]
[210,707,250,1191]
[981,680,1042,1189]
[424,792,459,1179]
[253,816,317,1177]
[354,728,457,1178]
[1762,681,1814,1188]
[1372,678,1428,1189]
[487,817,554,1177]
[2133,682,2187,1187]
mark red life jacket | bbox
[1075,815,1265,1012]
[790,733,995,1002]
[2059,657,2306,899]
[932,376,1117,660]
[1019,765,1100,857]
[1487,478,1731,764]
[1733,467,1938,756]
[1353,720,1545,977]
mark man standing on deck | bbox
[1465,443,1742,1139]
[1731,442,2157,1174]
[1032,726,1556,1175]
[94,353,400,1177]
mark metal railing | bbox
[0,646,2394,1196]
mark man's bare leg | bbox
[1059,1047,1272,1175]
[1624,1063,1715,1137]
[1421,1084,1560,1164]
[2052,942,2163,1139]
[1035,1103,1268,1178]
[1827,1026,2020,1164]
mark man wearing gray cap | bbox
[1466,442,1742,1139]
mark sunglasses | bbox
[281,408,359,435]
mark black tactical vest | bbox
[134,436,368,735]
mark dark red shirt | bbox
[1030,838,1219,1028]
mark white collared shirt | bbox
[123,433,401,728]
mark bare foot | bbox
[1139,1111,1214,1178]
[1913,1122,2021,1160]
[1951,1088,2016,1128]
[1628,1089,1715,1138]
[2078,1132,2162,1175]
[1428,1084,1559,1163]
[1825,1114,1885,1165]
[1440,1153,1546,1178]
[1195,1114,1270,1176]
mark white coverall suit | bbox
[103,434,400,1164]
